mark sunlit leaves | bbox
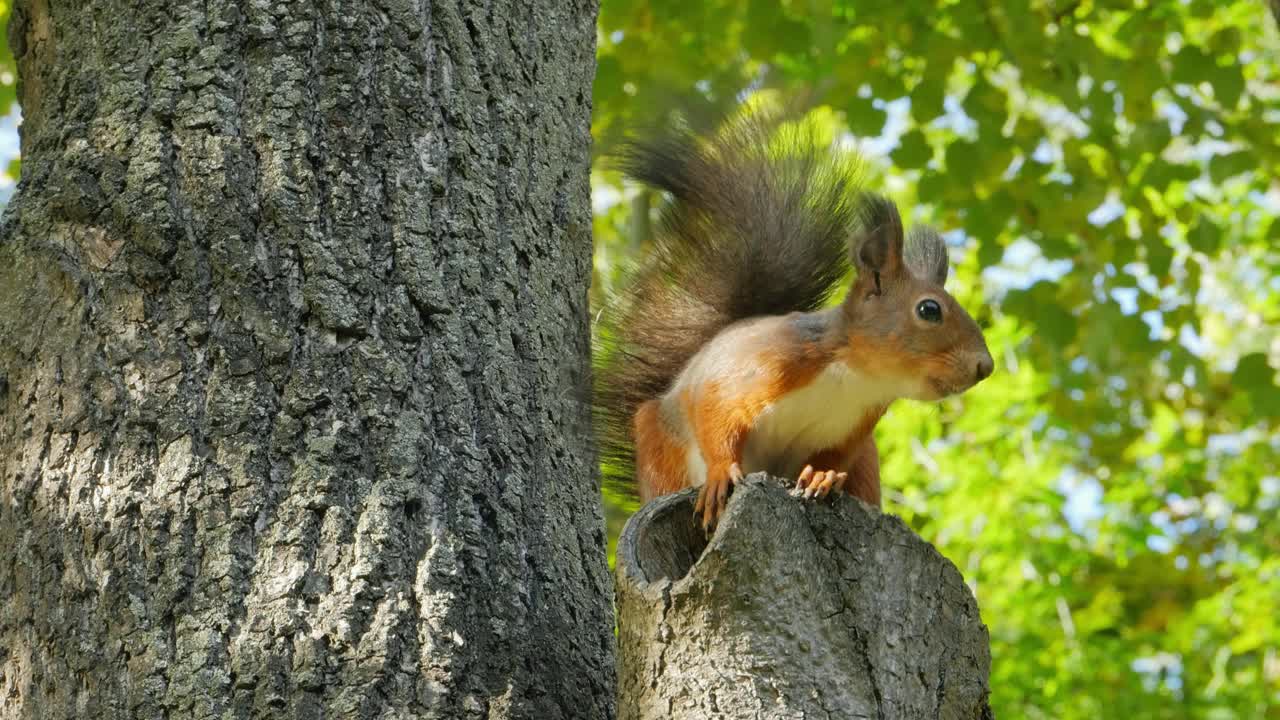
[0,3,16,187]
[593,0,1280,716]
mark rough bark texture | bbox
[615,475,992,720]
[0,1,611,718]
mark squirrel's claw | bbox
[794,465,848,500]
[804,470,832,499]
[729,462,745,484]
[696,465,743,531]
[694,478,722,531]
[813,471,848,499]
[693,484,709,526]
[794,465,815,493]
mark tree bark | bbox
[0,1,611,718]
[615,475,993,720]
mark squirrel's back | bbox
[594,109,868,493]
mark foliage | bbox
[0,3,13,106]
[0,1,18,193]
[593,1,1280,718]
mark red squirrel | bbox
[595,110,993,529]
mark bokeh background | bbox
[0,3,18,204]
[0,2,1275,718]
[590,2,1279,718]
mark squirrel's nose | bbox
[975,354,994,382]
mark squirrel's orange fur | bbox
[595,109,992,528]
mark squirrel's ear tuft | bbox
[904,226,949,286]
[853,194,904,277]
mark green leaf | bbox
[963,78,1008,132]
[1141,159,1199,190]
[911,75,946,124]
[892,129,932,169]
[1208,151,1253,183]
[1132,121,1172,155]
[977,234,1003,267]
[1144,234,1173,278]
[1232,353,1275,391]
[1233,354,1280,418]
[1187,216,1221,254]
[1207,27,1242,56]
[917,170,948,205]
[967,191,1015,243]
[1172,46,1215,86]
[945,141,980,183]
[745,0,812,57]
[845,95,885,137]
[1005,281,1079,348]
[1209,63,1245,109]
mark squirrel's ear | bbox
[852,195,905,280]
[904,226,949,286]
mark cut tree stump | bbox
[615,474,993,720]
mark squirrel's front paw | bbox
[694,462,745,530]
[792,465,848,500]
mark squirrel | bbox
[594,108,994,529]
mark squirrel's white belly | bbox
[742,362,890,477]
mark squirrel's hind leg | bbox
[844,436,881,507]
[633,400,690,502]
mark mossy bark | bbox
[0,1,611,718]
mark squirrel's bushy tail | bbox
[594,108,867,495]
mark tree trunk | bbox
[0,1,611,718]
[615,475,993,720]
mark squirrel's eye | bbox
[916,299,943,323]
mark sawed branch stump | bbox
[615,474,994,719]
